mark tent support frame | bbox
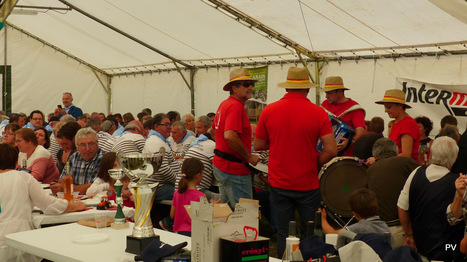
[92,70,112,114]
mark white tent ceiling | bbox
[6,0,467,76]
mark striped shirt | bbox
[48,138,60,163]
[143,135,180,185]
[99,136,118,153]
[111,132,145,154]
[60,148,105,185]
[97,131,111,150]
[176,139,215,191]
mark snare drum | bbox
[319,157,368,218]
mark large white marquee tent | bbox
[3,0,467,135]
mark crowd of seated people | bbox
[4,87,467,260]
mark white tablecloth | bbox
[5,222,282,262]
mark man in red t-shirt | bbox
[212,68,259,209]
[321,76,365,156]
[254,67,337,256]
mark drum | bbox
[319,157,368,219]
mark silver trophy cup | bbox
[116,147,165,254]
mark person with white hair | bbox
[181,113,195,136]
[50,127,105,195]
[167,122,195,158]
[397,137,464,261]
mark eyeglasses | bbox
[2,132,14,136]
[77,142,97,149]
[31,118,43,121]
[158,123,172,128]
[237,81,255,88]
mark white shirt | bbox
[0,170,67,249]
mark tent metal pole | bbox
[190,69,196,115]
[59,0,193,70]
[107,77,112,114]
[92,70,111,114]
[315,61,320,106]
[173,62,196,114]
[3,24,7,112]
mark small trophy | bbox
[108,168,129,229]
[117,148,165,255]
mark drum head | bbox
[319,157,368,218]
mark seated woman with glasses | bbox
[2,123,20,153]
[0,143,86,261]
[15,128,60,184]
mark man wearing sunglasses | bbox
[212,68,260,210]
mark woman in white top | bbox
[0,143,86,261]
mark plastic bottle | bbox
[63,162,73,203]
[314,211,324,239]
[283,221,300,262]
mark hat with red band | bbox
[375,89,411,108]
[223,68,258,91]
[277,67,318,89]
[322,76,349,92]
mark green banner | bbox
[247,66,268,102]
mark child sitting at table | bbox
[86,152,134,208]
[319,188,393,242]
[170,158,205,237]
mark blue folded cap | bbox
[140,239,187,262]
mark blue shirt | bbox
[60,148,105,185]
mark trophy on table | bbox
[117,148,165,255]
[108,168,128,229]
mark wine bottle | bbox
[63,162,73,203]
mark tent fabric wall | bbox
[3,22,467,140]
[111,71,192,117]
[1,26,108,116]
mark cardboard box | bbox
[220,235,269,262]
[190,197,260,262]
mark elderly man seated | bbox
[110,121,146,154]
[366,137,419,247]
[167,121,195,159]
[194,115,212,137]
[398,137,464,261]
[50,127,105,195]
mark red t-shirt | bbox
[256,93,333,191]
[389,116,420,161]
[321,98,365,156]
[212,96,252,175]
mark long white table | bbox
[32,206,135,228]
[5,223,282,262]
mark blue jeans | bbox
[213,165,252,210]
[270,186,321,258]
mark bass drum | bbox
[319,157,368,218]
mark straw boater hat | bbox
[322,76,350,92]
[223,68,258,91]
[277,67,318,89]
[375,89,411,109]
